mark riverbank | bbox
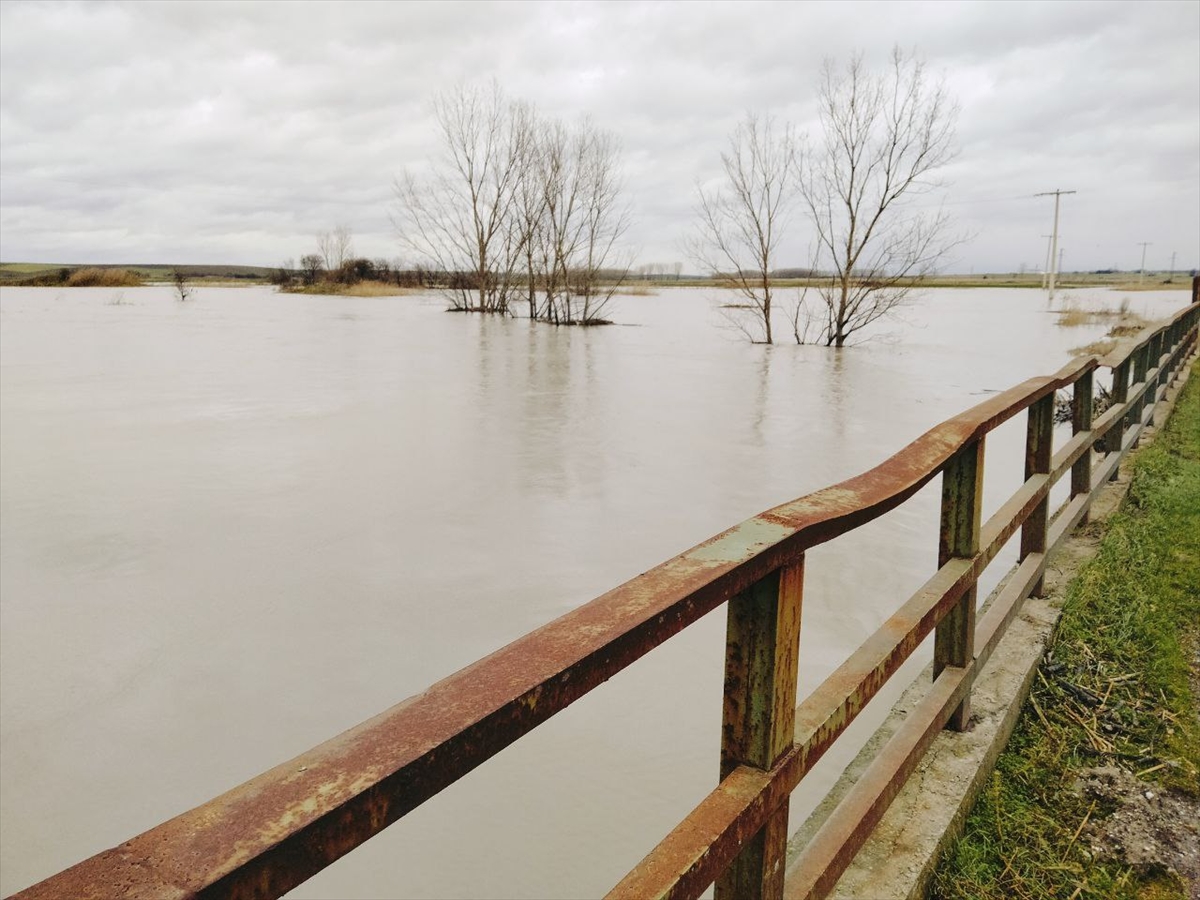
[932,360,1200,900]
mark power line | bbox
[1034,189,1076,297]
[1041,234,1053,290]
[1137,241,1151,284]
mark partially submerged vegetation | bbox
[617,284,657,296]
[273,244,436,297]
[688,51,962,346]
[1055,298,1149,330]
[392,84,630,326]
[1056,299,1152,357]
[932,362,1200,900]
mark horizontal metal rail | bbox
[11,294,1199,900]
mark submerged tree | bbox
[172,269,192,302]
[797,48,961,347]
[394,81,527,314]
[688,113,797,344]
[530,117,630,326]
[394,83,631,325]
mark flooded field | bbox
[0,284,1189,898]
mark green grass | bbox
[931,360,1200,900]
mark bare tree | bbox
[528,117,577,323]
[299,254,324,285]
[393,83,631,324]
[797,48,960,347]
[559,121,631,325]
[527,117,630,326]
[172,269,192,302]
[687,113,797,344]
[393,81,526,314]
[317,225,354,274]
[511,102,550,319]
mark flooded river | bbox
[0,284,1189,898]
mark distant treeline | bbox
[274,256,640,292]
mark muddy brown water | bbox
[0,285,1189,898]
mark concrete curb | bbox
[785,354,1196,900]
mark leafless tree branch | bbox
[797,47,963,347]
[687,113,797,344]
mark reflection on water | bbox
[0,285,1188,898]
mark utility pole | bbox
[1041,234,1053,289]
[1034,189,1076,297]
[1170,250,1176,276]
[1137,242,1151,285]
[1058,248,1065,283]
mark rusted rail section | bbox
[11,295,1199,900]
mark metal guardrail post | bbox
[1021,394,1054,595]
[1145,333,1160,401]
[1106,358,1131,479]
[1132,343,1150,447]
[1162,325,1175,383]
[1154,332,1167,391]
[716,560,804,900]
[934,439,983,732]
[1071,370,1094,524]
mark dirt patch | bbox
[1077,766,1200,895]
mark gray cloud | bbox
[1,0,1197,272]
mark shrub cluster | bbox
[272,257,436,290]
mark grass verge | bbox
[931,359,1200,900]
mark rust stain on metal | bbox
[784,667,972,900]
[607,767,772,900]
[609,551,979,900]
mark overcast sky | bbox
[1,0,1197,273]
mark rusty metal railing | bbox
[11,291,1199,900]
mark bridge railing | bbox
[13,293,1199,900]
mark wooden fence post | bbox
[716,560,804,900]
[934,439,983,733]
